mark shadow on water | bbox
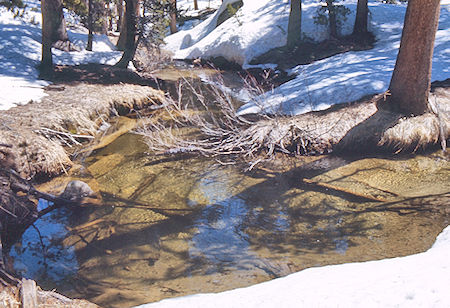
[9,133,450,307]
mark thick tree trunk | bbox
[40,0,53,77]
[87,0,93,51]
[326,0,338,38]
[287,0,302,48]
[194,0,198,10]
[387,0,441,115]
[115,0,137,68]
[352,0,368,36]
[49,0,68,43]
[169,0,177,34]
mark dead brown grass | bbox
[0,83,164,178]
[142,80,449,160]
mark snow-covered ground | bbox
[138,225,450,307]
[0,0,121,110]
[164,0,450,115]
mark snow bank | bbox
[238,2,450,115]
[164,0,449,116]
[137,225,450,308]
[164,0,357,67]
[0,0,121,110]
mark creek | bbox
[7,67,450,308]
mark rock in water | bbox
[60,180,95,202]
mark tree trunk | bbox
[115,0,137,68]
[87,0,93,51]
[352,0,368,37]
[194,0,198,10]
[169,0,177,34]
[387,0,441,115]
[287,0,302,48]
[49,0,68,42]
[117,0,123,32]
[326,0,338,38]
[40,0,53,77]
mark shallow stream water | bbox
[7,66,450,307]
[9,130,450,307]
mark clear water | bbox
[9,132,450,308]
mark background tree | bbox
[115,0,137,68]
[48,0,72,51]
[352,0,368,37]
[386,0,441,115]
[287,0,302,48]
[41,0,53,76]
[325,0,337,38]
[86,0,93,50]
[117,0,124,31]
[117,0,139,50]
[194,0,198,10]
[169,0,177,34]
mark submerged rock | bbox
[60,180,95,202]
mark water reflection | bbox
[11,200,79,290]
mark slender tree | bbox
[40,0,53,76]
[115,0,137,68]
[194,0,198,10]
[117,0,123,32]
[287,0,302,48]
[352,0,368,37]
[169,0,177,34]
[326,0,338,38]
[387,0,441,115]
[86,0,94,51]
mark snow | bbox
[238,2,450,115]
[0,0,121,110]
[164,0,450,116]
[137,225,450,308]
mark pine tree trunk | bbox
[117,0,123,32]
[352,0,368,37]
[87,0,93,51]
[115,0,137,68]
[287,0,302,48]
[169,0,177,34]
[41,0,53,77]
[326,0,338,38]
[387,0,441,115]
[49,0,69,43]
[194,0,198,10]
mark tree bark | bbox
[387,0,441,115]
[194,0,198,10]
[326,0,338,38]
[352,0,368,37]
[40,0,53,77]
[86,0,93,51]
[117,0,123,32]
[115,0,137,68]
[287,0,302,48]
[169,0,177,34]
[49,0,69,43]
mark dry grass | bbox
[141,76,449,162]
[0,83,164,178]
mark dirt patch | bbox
[250,34,376,71]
